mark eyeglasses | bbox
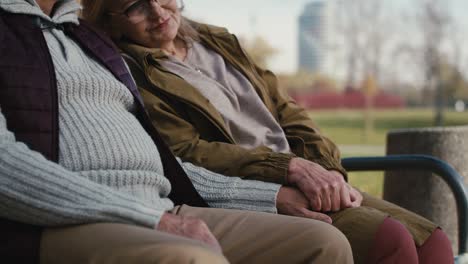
[109,0,174,24]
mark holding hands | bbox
[156,157,363,250]
[282,158,362,215]
[276,186,333,224]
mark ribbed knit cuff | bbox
[127,204,167,228]
[180,160,281,213]
[213,180,281,214]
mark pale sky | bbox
[184,0,468,74]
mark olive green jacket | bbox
[118,22,346,185]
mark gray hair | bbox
[177,1,200,45]
[81,0,199,44]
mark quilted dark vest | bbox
[0,11,207,264]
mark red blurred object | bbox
[290,90,405,109]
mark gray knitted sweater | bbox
[0,0,280,229]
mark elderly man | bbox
[0,0,352,263]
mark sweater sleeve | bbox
[178,158,281,213]
[0,107,165,228]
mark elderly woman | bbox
[82,0,453,263]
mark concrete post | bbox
[384,126,468,254]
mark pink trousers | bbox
[367,217,454,264]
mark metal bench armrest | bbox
[341,154,468,254]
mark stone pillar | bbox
[384,126,468,254]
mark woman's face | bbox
[109,0,181,48]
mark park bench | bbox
[342,154,468,263]
[2,154,466,263]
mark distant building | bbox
[298,1,338,76]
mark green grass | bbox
[308,109,468,145]
[307,108,468,197]
[348,172,384,198]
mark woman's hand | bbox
[287,158,352,212]
[349,186,363,208]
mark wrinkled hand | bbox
[349,186,363,208]
[276,186,333,224]
[287,157,352,212]
[156,212,222,253]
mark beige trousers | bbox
[40,205,353,264]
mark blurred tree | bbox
[277,71,338,93]
[335,0,390,143]
[310,74,339,93]
[416,0,452,125]
[361,75,378,97]
[445,23,468,102]
[239,36,278,69]
[361,75,378,142]
[277,71,315,92]
[335,0,364,87]
[389,0,467,112]
[335,0,392,88]
[438,59,468,102]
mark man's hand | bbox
[276,186,333,224]
[287,158,352,212]
[156,212,222,253]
